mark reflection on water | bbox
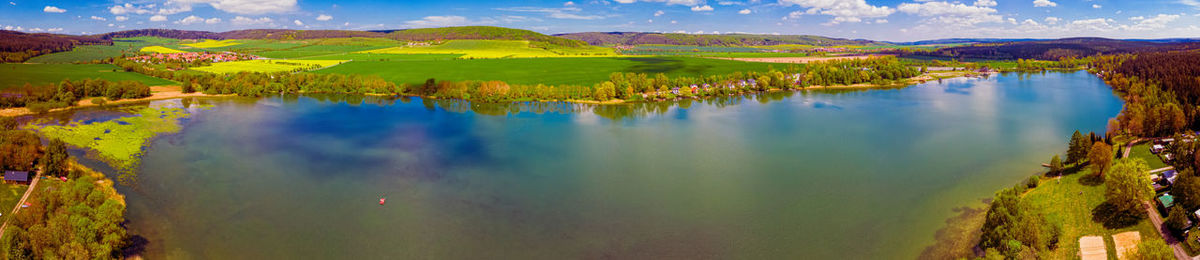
[39,71,1122,259]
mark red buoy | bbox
[379,198,386,205]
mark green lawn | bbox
[0,183,26,224]
[360,40,613,58]
[1130,143,1170,170]
[1023,168,1161,259]
[28,37,180,64]
[312,56,781,86]
[0,64,176,89]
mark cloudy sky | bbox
[1,0,1199,41]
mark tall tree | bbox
[40,139,69,177]
[1106,158,1154,215]
[1049,155,1063,176]
[1068,130,1087,163]
[1090,142,1115,176]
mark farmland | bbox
[359,40,614,59]
[190,59,347,74]
[313,56,780,86]
[27,37,180,63]
[0,63,176,89]
[183,39,241,48]
[139,46,187,54]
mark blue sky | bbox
[2,0,1199,41]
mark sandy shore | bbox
[0,86,231,117]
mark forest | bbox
[0,31,111,63]
[1091,51,1200,137]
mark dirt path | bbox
[1142,201,1191,260]
[0,171,42,238]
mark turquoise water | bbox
[78,71,1120,258]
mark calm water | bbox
[83,71,1121,259]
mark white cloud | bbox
[404,16,493,27]
[897,1,1003,25]
[293,19,303,26]
[109,4,152,15]
[47,28,63,32]
[7,2,13,5]
[176,15,205,25]
[90,16,107,21]
[654,10,665,16]
[42,6,66,13]
[874,19,888,23]
[671,20,677,23]
[316,14,333,21]
[564,1,575,6]
[107,23,114,27]
[780,0,895,24]
[738,9,751,14]
[1033,0,1056,7]
[205,17,221,24]
[974,0,997,7]
[691,5,713,11]
[718,1,743,5]
[115,16,129,21]
[150,15,168,22]
[1092,4,1101,8]
[157,4,193,15]
[1182,0,1200,9]
[167,0,297,15]
[231,16,273,25]
[496,7,604,20]
[1044,16,1060,24]
[613,0,703,6]
[1129,14,1180,30]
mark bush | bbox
[1027,175,1040,188]
[90,97,106,106]
[26,101,67,114]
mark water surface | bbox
[76,71,1121,259]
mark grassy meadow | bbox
[1022,167,1160,259]
[314,56,781,86]
[0,64,176,89]
[360,40,613,59]
[27,37,180,63]
[1129,143,1170,170]
[190,59,347,74]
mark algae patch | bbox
[31,105,206,183]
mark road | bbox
[1143,201,1192,260]
[0,171,42,238]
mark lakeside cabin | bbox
[1160,193,1177,212]
[3,170,30,184]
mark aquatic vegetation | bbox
[30,105,205,183]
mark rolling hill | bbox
[554,32,882,46]
[929,37,1181,59]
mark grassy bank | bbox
[0,64,176,89]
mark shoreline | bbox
[0,70,1006,117]
[0,86,233,117]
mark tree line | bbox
[1091,52,1200,137]
[0,30,112,62]
[0,79,152,113]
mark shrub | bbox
[91,97,106,106]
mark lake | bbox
[63,71,1121,258]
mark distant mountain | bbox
[0,30,110,62]
[554,32,880,46]
[889,38,1047,45]
[929,37,1178,60]
[386,26,588,47]
[218,29,385,40]
[97,29,222,40]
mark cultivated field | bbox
[27,37,180,63]
[314,56,778,86]
[359,40,613,59]
[139,46,187,54]
[718,55,888,64]
[190,59,347,74]
[0,64,176,89]
[183,39,241,48]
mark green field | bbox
[1130,143,1170,170]
[27,37,180,64]
[0,64,176,89]
[139,46,186,54]
[190,59,347,74]
[291,53,463,61]
[313,56,779,86]
[0,183,26,224]
[1023,166,1160,259]
[360,40,613,59]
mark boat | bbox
[379,198,386,205]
